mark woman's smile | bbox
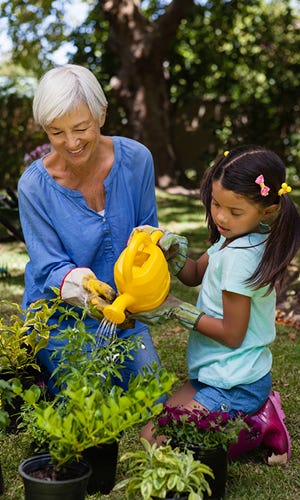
[67,145,86,156]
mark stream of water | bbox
[95,317,117,347]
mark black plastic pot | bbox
[191,445,228,500]
[18,453,92,500]
[82,441,119,495]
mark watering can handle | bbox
[150,229,164,245]
[123,230,163,283]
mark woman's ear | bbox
[99,107,107,128]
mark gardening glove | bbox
[60,267,116,321]
[129,226,188,275]
[131,295,204,330]
[61,268,135,329]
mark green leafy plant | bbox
[0,295,63,431]
[114,437,213,499]
[0,378,17,430]
[0,296,61,378]
[154,405,248,451]
[13,308,177,469]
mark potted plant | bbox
[13,304,177,499]
[153,405,249,499]
[0,297,60,380]
[0,297,62,427]
[114,437,214,499]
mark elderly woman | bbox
[18,64,162,394]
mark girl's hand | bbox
[129,226,188,275]
[158,229,188,275]
[132,295,203,330]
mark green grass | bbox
[0,189,299,499]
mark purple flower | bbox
[153,404,248,451]
[24,143,51,168]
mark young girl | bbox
[131,144,300,463]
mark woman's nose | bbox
[65,134,80,149]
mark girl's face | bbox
[45,102,103,166]
[211,180,266,239]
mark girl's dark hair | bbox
[200,144,300,292]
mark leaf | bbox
[140,480,153,499]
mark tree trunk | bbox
[101,0,194,187]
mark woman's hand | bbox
[60,267,116,321]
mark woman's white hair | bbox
[33,64,108,129]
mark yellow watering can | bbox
[103,230,170,325]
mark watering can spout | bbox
[102,293,134,325]
[103,230,170,325]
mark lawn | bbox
[0,188,299,499]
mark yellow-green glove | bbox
[129,226,188,275]
[158,229,188,275]
[132,295,204,330]
[82,273,116,321]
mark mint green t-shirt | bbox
[187,233,276,389]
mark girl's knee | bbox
[140,420,156,444]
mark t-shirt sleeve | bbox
[220,249,257,297]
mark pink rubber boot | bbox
[228,391,291,465]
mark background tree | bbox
[1,0,300,187]
[100,0,195,186]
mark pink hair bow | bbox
[255,175,270,197]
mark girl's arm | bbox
[195,291,251,348]
[177,252,209,287]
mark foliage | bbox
[168,0,300,179]
[12,307,177,469]
[1,1,300,185]
[0,379,16,430]
[0,77,44,187]
[114,437,213,500]
[0,295,62,432]
[16,397,49,453]
[154,405,248,451]
[0,296,61,377]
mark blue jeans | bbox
[191,372,272,416]
[38,327,166,401]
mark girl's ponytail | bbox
[250,194,300,292]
